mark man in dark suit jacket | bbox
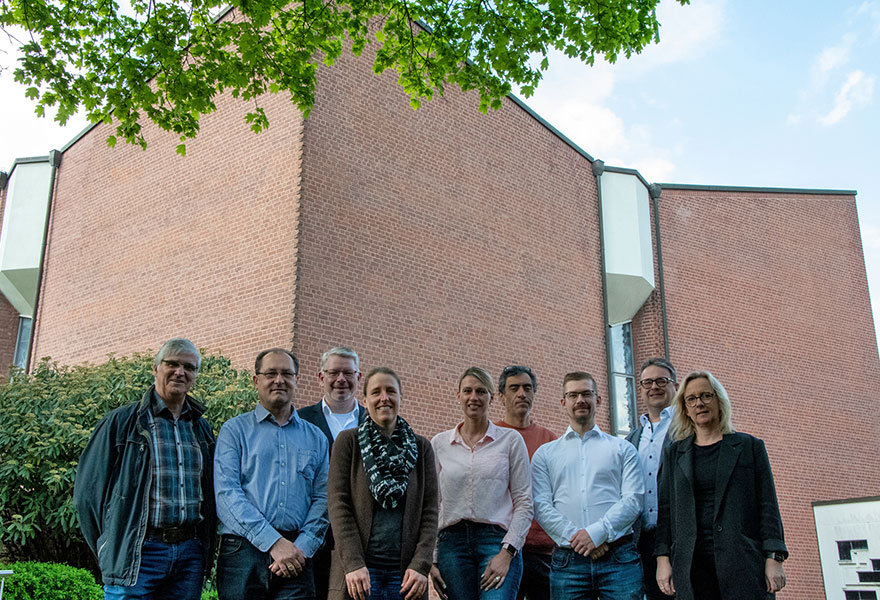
[298,346,365,599]
[625,357,678,600]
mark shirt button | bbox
[281,482,286,486]
[716,525,723,532]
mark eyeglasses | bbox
[564,390,596,401]
[161,359,198,373]
[639,377,674,389]
[684,392,716,406]
[323,369,358,379]
[256,370,297,381]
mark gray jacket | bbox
[73,386,217,586]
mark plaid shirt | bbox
[146,390,204,529]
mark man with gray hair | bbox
[298,346,365,599]
[625,357,678,600]
[74,338,216,600]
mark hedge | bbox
[0,561,102,600]
[0,351,257,569]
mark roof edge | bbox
[603,165,651,188]
[658,183,857,196]
[506,93,595,163]
[811,495,880,507]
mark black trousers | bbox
[637,528,666,600]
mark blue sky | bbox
[2,0,879,341]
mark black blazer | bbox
[297,401,366,453]
[655,432,788,600]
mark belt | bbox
[147,525,197,544]
[608,534,634,550]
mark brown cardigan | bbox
[327,427,439,600]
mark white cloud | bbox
[856,1,880,36]
[819,70,875,125]
[815,35,854,75]
[639,0,726,67]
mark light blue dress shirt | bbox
[215,403,330,556]
[531,424,644,548]
[637,405,674,529]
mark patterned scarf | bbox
[358,415,418,509]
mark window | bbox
[609,322,636,435]
[845,591,877,600]
[839,539,869,561]
[13,316,32,369]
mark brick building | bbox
[1,21,878,599]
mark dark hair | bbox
[562,371,597,391]
[498,365,537,394]
[639,356,677,382]
[363,367,401,396]
[255,348,300,374]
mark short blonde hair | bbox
[669,371,736,441]
[458,366,495,395]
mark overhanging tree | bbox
[1,0,687,152]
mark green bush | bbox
[0,351,256,569]
[0,561,102,600]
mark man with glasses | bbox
[298,346,365,598]
[626,357,678,600]
[74,338,217,600]
[532,372,644,600]
[214,348,330,599]
[495,365,557,600]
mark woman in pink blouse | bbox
[429,367,533,600]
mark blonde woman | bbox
[655,371,787,599]
[429,367,532,600]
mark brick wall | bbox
[291,45,608,436]
[654,187,880,599]
[31,85,306,369]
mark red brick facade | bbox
[3,19,876,598]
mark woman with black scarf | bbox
[328,367,439,600]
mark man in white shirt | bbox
[625,357,677,600]
[531,371,644,600]
[298,346,365,600]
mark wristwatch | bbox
[767,551,786,563]
[502,543,518,557]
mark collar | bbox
[321,397,360,418]
[150,387,192,418]
[255,402,298,425]
[639,405,675,428]
[563,423,601,440]
[452,421,499,445]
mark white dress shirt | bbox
[531,424,644,548]
[637,405,674,529]
[321,398,359,441]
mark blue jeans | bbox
[103,537,203,600]
[216,534,315,600]
[437,521,523,600]
[549,542,643,600]
[369,568,403,600]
